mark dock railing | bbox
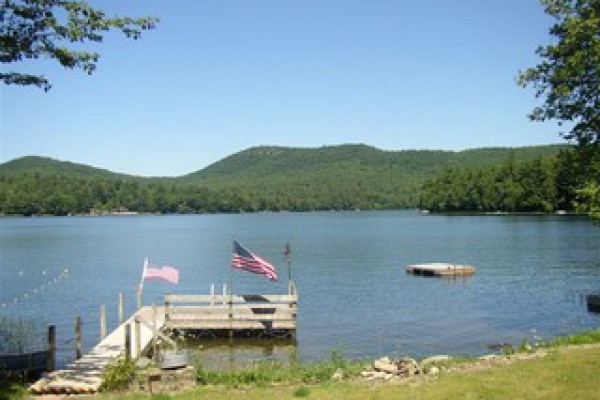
[164,285,298,337]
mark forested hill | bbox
[0,144,567,215]
[182,144,565,184]
[0,156,132,180]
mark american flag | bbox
[143,261,179,284]
[231,241,278,281]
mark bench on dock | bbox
[164,288,298,338]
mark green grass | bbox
[196,349,366,387]
[292,386,311,397]
[93,345,600,400]
[4,330,600,400]
[0,381,28,400]
[547,329,600,347]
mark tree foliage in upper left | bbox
[1,0,158,91]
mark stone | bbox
[135,357,152,369]
[373,357,399,374]
[370,356,421,377]
[361,370,388,380]
[420,355,452,366]
[331,368,344,380]
[137,365,196,394]
[397,357,421,376]
[479,354,500,361]
[427,366,440,375]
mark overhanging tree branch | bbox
[0,0,159,91]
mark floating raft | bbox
[406,263,476,277]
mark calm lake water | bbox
[1,211,599,367]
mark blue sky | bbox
[1,0,562,177]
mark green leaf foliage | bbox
[99,356,137,392]
[1,0,158,90]
[518,0,600,147]
[419,155,561,213]
[518,0,600,219]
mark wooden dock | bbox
[406,263,476,277]
[29,283,298,394]
[165,286,298,338]
[30,306,165,394]
[29,284,298,394]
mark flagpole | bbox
[229,241,234,340]
[137,258,148,309]
[229,241,234,297]
[284,242,292,283]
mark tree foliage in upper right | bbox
[518,0,600,148]
[518,0,600,219]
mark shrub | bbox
[100,357,137,392]
[293,386,311,397]
[0,316,46,354]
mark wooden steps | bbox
[29,306,165,395]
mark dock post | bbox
[152,302,158,360]
[75,316,83,360]
[119,292,125,324]
[47,325,56,372]
[210,283,215,306]
[100,304,107,340]
[124,323,131,360]
[227,284,233,340]
[135,317,141,359]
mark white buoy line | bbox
[1,267,70,308]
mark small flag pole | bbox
[137,258,148,309]
[229,241,234,297]
[284,242,292,283]
[229,241,235,339]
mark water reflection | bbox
[181,338,298,370]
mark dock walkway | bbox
[30,306,165,395]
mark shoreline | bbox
[0,209,591,218]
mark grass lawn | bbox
[91,345,600,400]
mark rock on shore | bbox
[361,356,421,380]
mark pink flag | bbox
[143,262,179,284]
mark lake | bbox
[1,211,599,367]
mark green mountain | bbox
[0,143,568,215]
[0,156,132,180]
[183,143,566,184]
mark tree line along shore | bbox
[1,144,597,219]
